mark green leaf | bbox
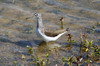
[62,57,67,62]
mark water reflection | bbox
[37,41,62,53]
[36,41,62,59]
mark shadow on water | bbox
[14,40,32,47]
[0,36,43,47]
[0,35,63,48]
[14,40,44,47]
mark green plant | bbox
[27,46,34,55]
[94,47,100,56]
[90,46,100,61]
[80,33,88,44]
[13,61,18,66]
[66,34,76,45]
[85,59,92,66]
[96,22,100,26]
[91,26,96,33]
[27,46,51,66]
[45,53,50,65]
[60,17,64,29]
[84,40,93,48]
[32,53,50,66]
[62,57,67,65]
[62,56,77,66]
[80,40,94,53]
[25,31,100,66]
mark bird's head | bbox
[34,13,42,19]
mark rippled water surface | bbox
[0,0,100,65]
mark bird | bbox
[34,13,68,42]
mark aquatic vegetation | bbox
[60,17,64,29]
[62,56,78,66]
[27,46,34,55]
[31,53,50,66]
[96,22,100,26]
[91,26,96,33]
[80,33,88,44]
[85,59,92,66]
[90,46,100,61]
[83,40,94,48]
[26,46,51,66]
[7,31,99,66]
[19,32,100,66]
[66,33,76,45]
[13,61,18,66]
[85,25,97,33]
[62,56,84,66]
[79,33,100,65]
[94,46,100,56]
[64,32,100,66]
[80,34,98,53]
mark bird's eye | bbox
[34,13,38,16]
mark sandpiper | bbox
[35,13,68,42]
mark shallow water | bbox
[0,0,100,65]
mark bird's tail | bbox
[54,31,67,40]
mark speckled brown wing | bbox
[44,31,58,37]
[44,29,66,37]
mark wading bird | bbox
[35,13,68,42]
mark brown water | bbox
[0,0,100,65]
